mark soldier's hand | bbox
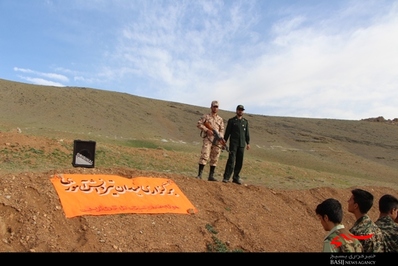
[207,130,213,136]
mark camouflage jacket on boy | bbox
[375,216,398,252]
[323,224,363,252]
[350,215,385,252]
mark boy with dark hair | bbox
[375,194,398,252]
[348,188,385,252]
[316,198,363,252]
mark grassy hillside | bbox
[1,78,397,190]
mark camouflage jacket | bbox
[349,214,385,252]
[375,216,398,252]
[323,224,363,252]
[197,113,224,141]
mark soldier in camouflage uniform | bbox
[196,100,225,181]
[348,188,385,252]
[375,194,398,252]
[316,198,363,252]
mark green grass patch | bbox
[124,140,160,149]
[205,224,243,253]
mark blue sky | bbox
[1,0,397,120]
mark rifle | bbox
[203,121,229,152]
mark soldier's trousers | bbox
[198,137,221,166]
[223,145,245,180]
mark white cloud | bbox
[14,67,69,83]
[19,76,65,87]
[193,1,398,119]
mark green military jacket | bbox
[324,225,363,252]
[224,115,250,148]
[349,214,385,252]
[375,215,398,252]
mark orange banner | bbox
[50,174,198,218]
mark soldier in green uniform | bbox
[348,188,385,252]
[316,198,363,252]
[222,105,250,185]
[375,194,398,252]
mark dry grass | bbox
[1,78,398,253]
[1,78,397,190]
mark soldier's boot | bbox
[208,166,218,181]
[196,164,205,179]
[232,175,242,185]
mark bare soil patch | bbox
[0,132,396,252]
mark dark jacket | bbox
[224,116,250,148]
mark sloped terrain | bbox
[0,78,397,252]
[0,132,396,252]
